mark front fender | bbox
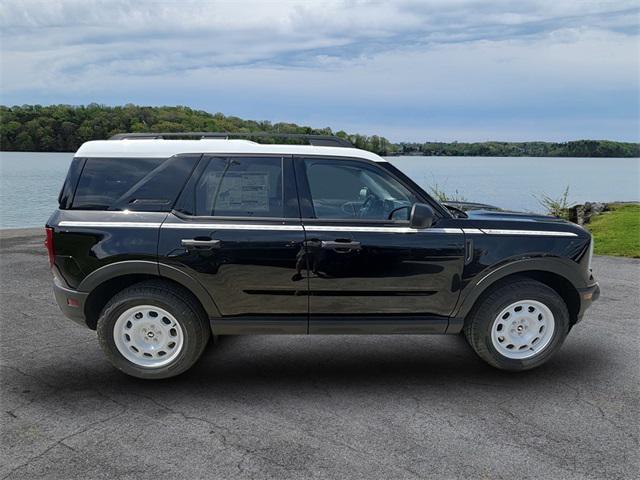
[448,257,588,332]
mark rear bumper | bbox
[576,282,600,323]
[53,277,88,327]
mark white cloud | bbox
[0,0,638,141]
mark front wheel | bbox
[97,280,210,379]
[464,278,570,371]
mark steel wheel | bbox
[113,305,184,368]
[490,299,555,360]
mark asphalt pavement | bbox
[1,228,638,479]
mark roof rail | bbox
[109,132,353,148]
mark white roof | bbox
[75,139,387,162]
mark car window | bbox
[194,156,283,217]
[73,157,164,210]
[304,158,418,221]
[72,156,199,211]
[59,157,85,209]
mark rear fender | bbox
[78,260,221,318]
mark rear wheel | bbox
[97,280,210,379]
[464,278,570,371]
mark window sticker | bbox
[209,172,270,212]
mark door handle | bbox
[181,238,221,250]
[320,240,361,252]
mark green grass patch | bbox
[586,204,640,258]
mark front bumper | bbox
[53,276,88,327]
[575,282,600,323]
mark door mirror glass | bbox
[410,203,434,229]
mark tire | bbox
[97,280,210,379]
[463,277,570,371]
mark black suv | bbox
[47,133,600,379]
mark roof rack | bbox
[109,132,353,148]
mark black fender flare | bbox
[448,257,585,332]
[77,260,221,318]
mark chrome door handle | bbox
[181,239,221,250]
[320,240,361,252]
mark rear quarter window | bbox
[71,155,200,211]
[58,157,86,209]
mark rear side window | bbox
[58,157,86,209]
[71,155,199,211]
[192,156,283,217]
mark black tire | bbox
[463,277,570,371]
[97,280,210,379]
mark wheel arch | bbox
[79,261,220,329]
[449,258,583,333]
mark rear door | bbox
[295,156,465,334]
[158,155,308,334]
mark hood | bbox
[464,209,569,224]
[460,209,589,239]
[441,201,588,237]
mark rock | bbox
[568,202,608,225]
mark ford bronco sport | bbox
[47,133,600,379]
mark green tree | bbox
[0,104,638,157]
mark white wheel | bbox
[113,305,185,368]
[98,280,210,379]
[490,299,555,360]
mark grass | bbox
[586,204,640,258]
[429,182,467,203]
[534,185,571,220]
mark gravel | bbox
[1,229,638,479]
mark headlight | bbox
[588,237,594,270]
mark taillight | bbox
[44,227,55,268]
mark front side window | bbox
[193,156,283,217]
[303,158,417,221]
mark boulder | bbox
[568,202,608,225]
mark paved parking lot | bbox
[1,229,638,479]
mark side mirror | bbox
[410,203,434,229]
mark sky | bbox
[1,0,639,142]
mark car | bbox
[46,132,600,379]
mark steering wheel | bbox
[359,194,378,218]
[340,201,361,216]
[339,195,381,218]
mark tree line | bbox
[396,140,640,158]
[1,104,638,157]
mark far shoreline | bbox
[1,150,639,159]
[3,105,640,158]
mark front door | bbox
[158,155,308,334]
[295,156,465,334]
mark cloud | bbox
[0,0,638,141]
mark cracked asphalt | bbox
[1,228,639,479]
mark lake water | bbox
[0,151,638,229]
[388,156,640,213]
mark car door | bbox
[158,154,308,334]
[295,156,465,334]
